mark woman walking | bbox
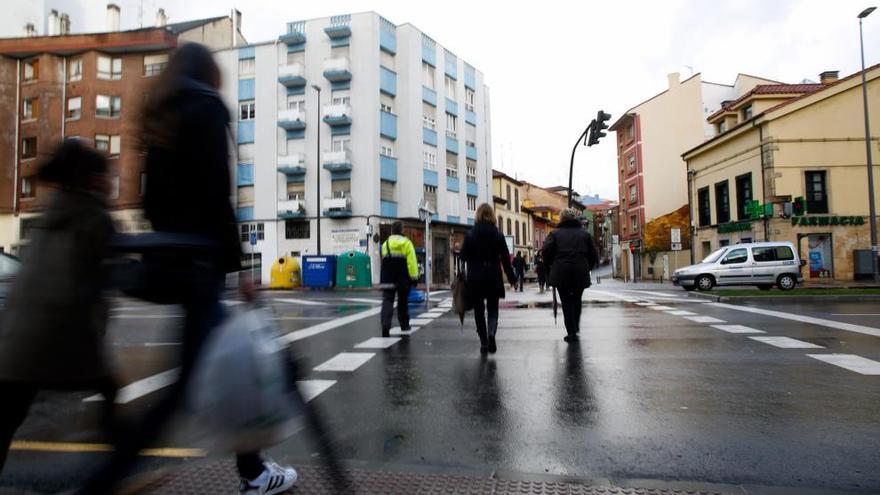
[543,207,599,343]
[460,204,516,354]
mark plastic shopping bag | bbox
[187,306,304,453]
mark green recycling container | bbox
[335,251,372,288]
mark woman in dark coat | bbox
[460,203,516,354]
[543,207,599,343]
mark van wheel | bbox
[757,284,773,291]
[777,274,797,291]
[696,275,714,291]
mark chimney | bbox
[231,8,242,47]
[24,23,36,37]
[47,9,59,36]
[60,14,70,35]
[107,3,120,32]
[667,72,680,89]
[155,8,167,27]
[819,70,839,85]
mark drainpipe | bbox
[687,168,695,264]
[757,123,769,241]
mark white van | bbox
[672,242,805,291]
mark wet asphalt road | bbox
[1,285,879,494]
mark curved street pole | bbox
[858,7,878,282]
[568,123,593,207]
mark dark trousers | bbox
[515,271,525,291]
[81,273,264,493]
[558,287,585,336]
[473,296,500,338]
[381,282,411,331]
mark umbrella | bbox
[552,286,558,325]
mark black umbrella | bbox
[552,286,558,325]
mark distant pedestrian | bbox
[535,252,547,293]
[0,140,118,474]
[543,208,599,343]
[380,221,419,337]
[513,251,527,292]
[460,204,516,354]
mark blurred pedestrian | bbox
[80,43,297,495]
[0,140,118,473]
[535,252,547,293]
[543,208,598,343]
[380,221,418,337]
[513,251,526,292]
[460,204,516,354]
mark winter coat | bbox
[542,219,599,290]
[0,190,114,383]
[380,234,418,286]
[460,222,516,301]
[513,255,527,274]
[143,77,242,274]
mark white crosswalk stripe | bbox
[313,352,376,372]
[748,336,824,349]
[807,354,880,375]
[665,310,697,316]
[355,337,402,349]
[409,318,433,325]
[297,379,336,402]
[684,316,725,323]
[389,326,421,336]
[711,325,766,334]
[273,297,328,306]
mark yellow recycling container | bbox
[269,256,301,289]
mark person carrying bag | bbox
[380,221,418,337]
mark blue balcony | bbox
[423,169,439,187]
[422,86,437,106]
[237,121,254,144]
[423,127,438,146]
[322,150,352,176]
[380,154,397,182]
[380,66,397,96]
[278,109,306,131]
[446,135,459,154]
[323,58,352,82]
[323,104,352,126]
[279,22,306,45]
[447,215,460,224]
[323,196,352,218]
[278,63,306,87]
[445,98,458,116]
[466,180,479,196]
[278,199,306,219]
[324,16,351,38]
[466,143,477,161]
[277,154,306,180]
[446,175,460,192]
[380,200,398,217]
[380,111,397,140]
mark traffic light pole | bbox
[568,122,594,207]
[567,110,611,208]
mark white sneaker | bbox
[239,461,298,495]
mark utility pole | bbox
[858,6,878,282]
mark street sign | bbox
[746,200,763,219]
[249,232,257,246]
[670,228,681,244]
[671,242,682,251]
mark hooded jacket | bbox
[542,218,599,290]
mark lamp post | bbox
[312,84,322,255]
[858,6,878,282]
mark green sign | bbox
[745,200,763,219]
[718,221,753,233]
[791,215,865,227]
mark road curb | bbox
[687,293,880,303]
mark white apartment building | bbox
[215,12,492,284]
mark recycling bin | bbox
[302,255,336,289]
[269,256,301,289]
[335,251,372,288]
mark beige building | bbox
[609,72,780,280]
[492,170,533,261]
[683,66,880,281]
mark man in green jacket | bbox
[380,221,419,337]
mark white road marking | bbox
[665,310,697,316]
[270,316,334,321]
[649,305,675,311]
[417,313,441,319]
[111,315,184,319]
[585,289,633,301]
[297,380,336,402]
[684,316,726,323]
[273,297,328,306]
[635,302,657,307]
[748,336,824,349]
[830,313,880,316]
[428,308,447,313]
[625,290,686,298]
[221,300,243,306]
[711,324,766,334]
[276,307,382,344]
[313,352,376,372]
[409,318,433,325]
[709,303,880,338]
[807,354,880,375]
[85,368,180,404]
[340,298,382,304]
[389,326,421,336]
[355,337,402,349]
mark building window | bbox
[423,114,436,130]
[381,180,395,202]
[68,57,83,81]
[445,75,455,99]
[424,184,437,209]
[497,215,502,227]
[330,90,350,106]
[144,54,168,77]
[287,96,305,111]
[95,134,121,156]
[467,195,477,212]
[287,182,305,201]
[240,223,265,242]
[96,95,121,118]
[465,88,475,112]
[240,100,255,121]
[22,98,38,120]
[447,191,460,216]
[630,214,638,232]
[466,162,476,182]
[140,172,147,196]
[506,184,511,210]
[423,63,435,89]
[715,180,730,224]
[627,122,635,140]
[446,113,457,138]
[380,102,393,114]
[629,184,637,203]
[445,151,458,178]
[627,153,636,172]
[21,137,36,159]
[331,136,350,153]
[423,147,437,170]
[66,96,82,120]
[805,171,828,214]
[515,220,520,245]
[239,57,255,77]
[108,176,120,199]
[381,144,394,157]
[331,179,351,198]
[698,186,711,226]
[285,221,310,239]
[735,173,752,220]
[514,189,519,212]
[506,218,512,236]
[21,176,34,198]
[717,121,727,134]
[23,59,38,82]
[741,104,753,121]
[97,56,122,80]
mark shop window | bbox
[735,173,752,220]
[285,221,310,239]
[714,180,730,224]
[697,187,710,226]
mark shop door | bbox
[807,234,833,278]
[433,236,449,285]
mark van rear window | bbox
[774,246,794,260]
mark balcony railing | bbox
[278,109,306,131]
[322,57,352,82]
[278,63,306,87]
[277,153,306,175]
[322,149,352,173]
[278,199,306,219]
[322,103,352,126]
[323,196,352,217]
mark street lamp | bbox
[312,84,322,255]
[858,6,878,282]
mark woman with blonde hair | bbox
[459,203,516,354]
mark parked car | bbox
[672,242,805,291]
[0,252,21,307]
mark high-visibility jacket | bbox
[380,234,418,283]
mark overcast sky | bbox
[47,0,880,201]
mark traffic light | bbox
[793,196,806,216]
[587,110,612,146]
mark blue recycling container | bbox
[302,255,337,288]
[408,289,426,303]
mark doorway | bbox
[433,235,449,286]
[807,234,833,278]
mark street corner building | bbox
[214,12,492,285]
[683,67,880,281]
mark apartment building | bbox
[492,170,533,260]
[215,12,492,284]
[684,67,880,281]
[0,5,244,254]
[609,71,780,280]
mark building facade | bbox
[492,170,532,261]
[215,12,492,284]
[609,71,780,280]
[683,67,880,281]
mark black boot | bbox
[487,318,498,353]
[488,336,497,353]
[477,329,488,354]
